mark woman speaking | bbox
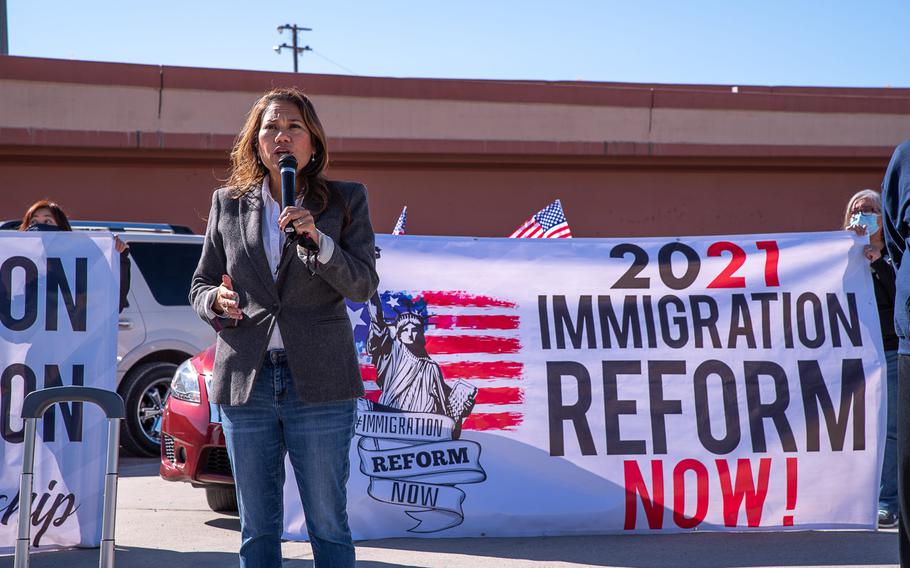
[190,88,378,567]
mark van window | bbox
[128,242,203,306]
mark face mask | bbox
[850,212,879,235]
[26,222,62,232]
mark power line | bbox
[273,23,312,73]
[310,49,357,75]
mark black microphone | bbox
[278,154,319,253]
[279,154,297,217]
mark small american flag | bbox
[392,206,407,235]
[508,199,572,239]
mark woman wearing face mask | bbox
[845,189,898,528]
[18,199,131,313]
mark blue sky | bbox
[7,0,910,87]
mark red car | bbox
[159,344,237,512]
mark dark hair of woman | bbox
[18,199,73,231]
[226,87,335,215]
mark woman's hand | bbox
[278,206,319,244]
[863,244,882,262]
[846,223,868,237]
[212,274,243,319]
[114,235,129,254]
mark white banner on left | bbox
[0,232,119,554]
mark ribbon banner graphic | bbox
[356,406,486,531]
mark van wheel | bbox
[119,362,177,457]
[206,486,238,512]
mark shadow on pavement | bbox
[350,563,422,567]
[205,517,241,531]
[0,547,421,568]
[118,457,160,478]
[2,532,897,568]
[360,530,899,568]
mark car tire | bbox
[119,361,177,457]
[206,485,238,512]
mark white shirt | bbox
[261,179,288,350]
[205,177,335,349]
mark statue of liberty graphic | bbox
[354,291,487,533]
[365,292,476,437]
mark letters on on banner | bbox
[282,231,885,539]
[0,233,119,553]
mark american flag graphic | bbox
[392,206,407,236]
[347,291,524,431]
[508,199,573,239]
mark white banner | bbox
[285,231,885,538]
[0,232,119,553]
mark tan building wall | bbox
[1,56,908,237]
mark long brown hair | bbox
[226,88,333,213]
[18,199,73,231]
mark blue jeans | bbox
[221,352,357,568]
[881,349,899,514]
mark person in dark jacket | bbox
[190,88,378,568]
[845,189,899,527]
[883,140,910,564]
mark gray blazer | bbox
[190,181,379,406]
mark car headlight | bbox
[170,359,201,404]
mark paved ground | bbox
[1,457,902,568]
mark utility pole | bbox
[274,24,312,73]
[1,0,9,55]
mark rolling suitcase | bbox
[14,386,125,568]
